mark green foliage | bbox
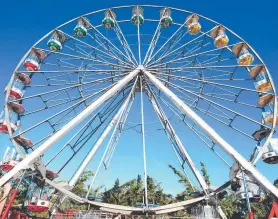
[168,164,194,201]
[103,175,172,206]
[71,170,94,196]
[200,162,210,187]
[219,193,240,218]
[60,171,94,212]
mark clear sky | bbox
[0,0,277,197]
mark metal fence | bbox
[53,209,220,219]
[53,212,197,219]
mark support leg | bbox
[268,202,278,219]
[1,189,17,219]
[0,184,12,216]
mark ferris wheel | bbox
[0,4,278,217]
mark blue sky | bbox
[0,0,277,197]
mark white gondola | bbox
[237,177,263,202]
[47,31,66,52]
[131,6,144,25]
[5,73,26,101]
[160,8,173,28]
[186,14,201,35]
[232,43,254,66]
[262,138,278,164]
[230,163,263,202]
[210,26,229,48]
[102,9,116,29]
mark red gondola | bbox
[23,48,46,72]
[4,87,24,100]
[0,119,17,134]
[0,147,20,172]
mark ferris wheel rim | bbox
[2,5,278,212]
[5,5,276,164]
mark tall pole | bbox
[144,69,278,199]
[140,76,148,207]
[0,69,140,187]
[137,16,142,65]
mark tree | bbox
[168,165,194,201]
[103,175,172,206]
[103,178,125,205]
[71,170,94,196]
[200,162,210,187]
[59,170,94,212]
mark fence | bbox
[53,209,220,219]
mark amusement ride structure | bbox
[0,5,277,219]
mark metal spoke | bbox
[149,84,231,167]
[60,30,136,68]
[159,77,269,129]
[147,42,240,69]
[137,18,142,65]
[45,88,129,167]
[108,9,138,65]
[146,28,214,68]
[146,18,190,65]
[146,83,209,193]
[143,10,164,65]
[86,20,133,65]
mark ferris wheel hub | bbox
[137,65,145,70]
